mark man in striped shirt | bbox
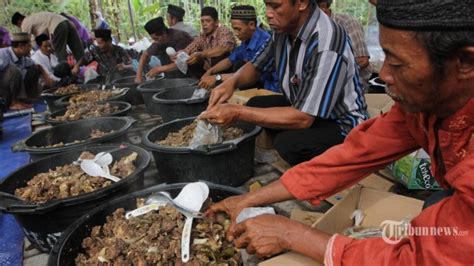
[201,0,368,166]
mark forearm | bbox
[228,62,261,89]
[243,180,295,207]
[161,63,177,73]
[237,105,314,129]
[137,52,150,76]
[201,46,231,59]
[287,225,331,263]
[207,58,232,75]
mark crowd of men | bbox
[1,0,472,264]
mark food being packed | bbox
[14,151,137,203]
[158,121,244,147]
[53,84,82,96]
[69,90,118,104]
[75,203,240,265]
[53,102,120,122]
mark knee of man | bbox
[6,65,22,80]
[273,132,301,165]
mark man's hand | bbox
[198,75,217,90]
[45,76,55,86]
[207,81,235,109]
[135,74,144,83]
[206,194,255,241]
[199,104,241,127]
[71,65,80,76]
[146,66,164,79]
[117,63,125,71]
[187,52,203,65]
[233,214,301,258]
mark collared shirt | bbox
[31,50,60,81]
[280,99,474,265]
[331,12,371,81]
[146,29,194,65]
[170,21,198,38]
[83,45,131,77]
[253,7,368,135]
[21,12,67,37]
[228,27,278,92]
[0,47,35,76]
[183,26,236,70]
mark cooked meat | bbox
[33,129,114,148]
[75,203,240,265]
[53,84,81,96]
[69,90,115,104]
[158,121,244,147]
[14,151,138,203]
[54,102,120,122]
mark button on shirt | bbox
[31,50,60,81]
[228,27,278,92]
[252,7,368,135]
[0,47,35,78]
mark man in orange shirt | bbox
[208,0,474,264]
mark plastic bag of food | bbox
[190,88,208,99]
[84,67,99,83]
[189,120,223,148]
[176,51,190,74]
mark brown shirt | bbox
[183,26,236,70]
[146,29,193,65]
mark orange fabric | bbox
[281,99,474,264]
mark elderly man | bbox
[208,0,474,264]
[166,4,198,38]
[135,17,193,83]
[0,33,53,110]
[317,0,371,85]
[201,0,368,166]
[147,6,236,79]
[73,29,132,83]
[199,5,278,92]
[12,11,84,62]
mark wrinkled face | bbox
[264,0,300,33]
[200,16,218,35]
[231,19,255,42]
[379,25,455,113]
[96,38,111,52]
[40,40,53,56]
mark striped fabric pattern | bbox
[252,7,368,135]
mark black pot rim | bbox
[142,116,262,155]
[48,181,245,265]
[12,116,136,154]
[40,84,101,100]
[0,143,151,213]
[54,87,130,107]
[136,77,197,93]
[152,86,209,105]
[45,101,132,125]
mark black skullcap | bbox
[145,17,167,35]
[11,32,30,42]
[167,4,185,20]
[35,34,49,46]
[93,29,112,40]
[316,0,332,6]
[201,6,218,20]
[231,5,256,21]
[11,12,25,25]
[377,0,474,31]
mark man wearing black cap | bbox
[135,17,193,83]
[167,4,198,38]
[206,0,474,264]
[147,6,236,79]
[199,5,278,92]
[0,33,53,110]
[72,29,131,83]
[12,11,84,62]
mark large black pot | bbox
[48,182,244,266]
[54,87,129,108]
[137,78,197,114]
[112,75,144,105]
[45,101,132,125]
[0,143,151,252]
[11,116,136,161]
[143,117,261,186]
[151,85,209,122]
[41,84,100,113]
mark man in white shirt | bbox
[167,4,198,38]
[31,34,60,83]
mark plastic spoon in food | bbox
[94,152,113,166]
[174,182,209,263]
[80,160,120,182]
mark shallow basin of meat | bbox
[53,102,119,122]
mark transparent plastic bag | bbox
[189,120,223,149]
[84,67,99,83]
[176,51,190,74]
[190,88,208,99]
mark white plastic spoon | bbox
[80,160,120,182]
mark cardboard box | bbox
[388,149,441,190]
[261,187,424,265]
[365,93,395,118]
[228,88,282,105]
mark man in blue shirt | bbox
[199,5,278,92]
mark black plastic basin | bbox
[112,75,144,105]
[41,84,100,113]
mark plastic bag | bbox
[189,120,223,149]
[190,88,208,99]
[176,51,190,74]
[84,67,99,83]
